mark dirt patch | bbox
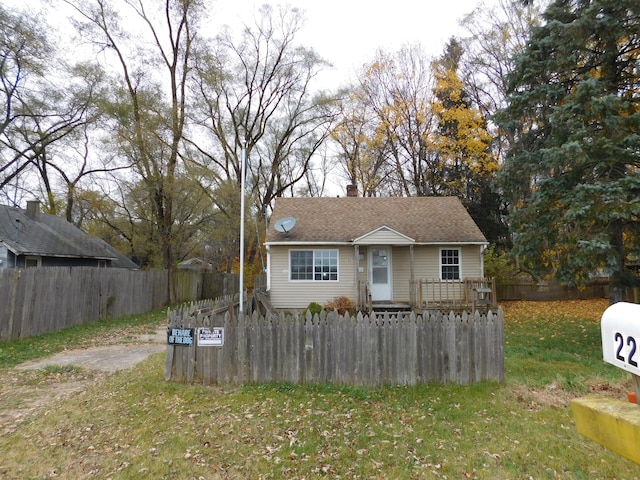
[510,380,629,409]
[0,327,167,437]
[15,343,165,373]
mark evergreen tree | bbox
[497,0,640,302]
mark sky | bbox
[214,0,493,87]
[3,0,496,197]
[6,0,494,87]
[210,1,496,193]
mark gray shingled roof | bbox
[266,196,487,244]
[0,204,139,268]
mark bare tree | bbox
[190,4,338,221]
[64,0,202,301]
[0,4,96,206]
[337,45,439,197]
[459,0,548,158]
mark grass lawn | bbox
[1,299,639,479]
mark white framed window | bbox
[440,248,460,280]
[290,249,338,281]
[25,256,42,268]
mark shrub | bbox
[303,302,323,317]
[483,245,521,285]
[323,296,355,315]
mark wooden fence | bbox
[495,280,611,302]
[0,268,239,340]
[165,302,504,387]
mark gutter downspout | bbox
[354,244,360,310]
[410,244,415,308]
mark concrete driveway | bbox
[15,328,166,373]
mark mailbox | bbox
[601,302,640,376]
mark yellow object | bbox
[572,395,640,465]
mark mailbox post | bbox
[571,301,640,465]
[601,302,640,402]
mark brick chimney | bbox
[346,184,358,197]
[26,200,40,218]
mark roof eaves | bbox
[265,241,353,247]
[415,241,490,246]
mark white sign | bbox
[601,302,640,376]
[197,327,224,346]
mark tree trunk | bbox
[609,219,627,305]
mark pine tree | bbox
[498,0,640,302]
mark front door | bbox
[370,247,391,301]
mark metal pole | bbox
[239,141,246,313]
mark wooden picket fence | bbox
[165,301,504,387]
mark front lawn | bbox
[1,299,637,479]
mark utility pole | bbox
[239,141,246,314]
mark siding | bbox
[392,247,411,301]
[460,245,483,277]
[269,244,485,309]
[269,245,357,309]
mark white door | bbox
[370,247,391,301]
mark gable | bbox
[354,226,414,246]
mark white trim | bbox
[266,240,489,247]
[439,247,462,281]
[267,241,351,247]
[288,248,339,282]
[266,245,271,291]
[369,246,392,301]
[25,256,42,268]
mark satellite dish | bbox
[274,216,297,235]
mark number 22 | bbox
[615,332,638,367]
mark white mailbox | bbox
[601,302,640,376]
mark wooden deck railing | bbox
[356,278,496,313]
[410,277,496,311]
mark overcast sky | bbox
[214,0,494,87]
[6,0,492,87]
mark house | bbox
[177,257,213,272]
[0,201,138,269]
[264,194,491,311]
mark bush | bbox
[323,296,355,315]
[303,302,323,317]
[483,245,520,285]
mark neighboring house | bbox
[177,257,213,272]
[264,194,490,311]
[0,201,138,269]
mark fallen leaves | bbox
[0,300,634,479]
[502,299,609,324]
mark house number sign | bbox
[601,302,640,376]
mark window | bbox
[290,249,338,281]
[440,249,460,280]
[25,256,41,268]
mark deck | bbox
[358,278,496,313]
